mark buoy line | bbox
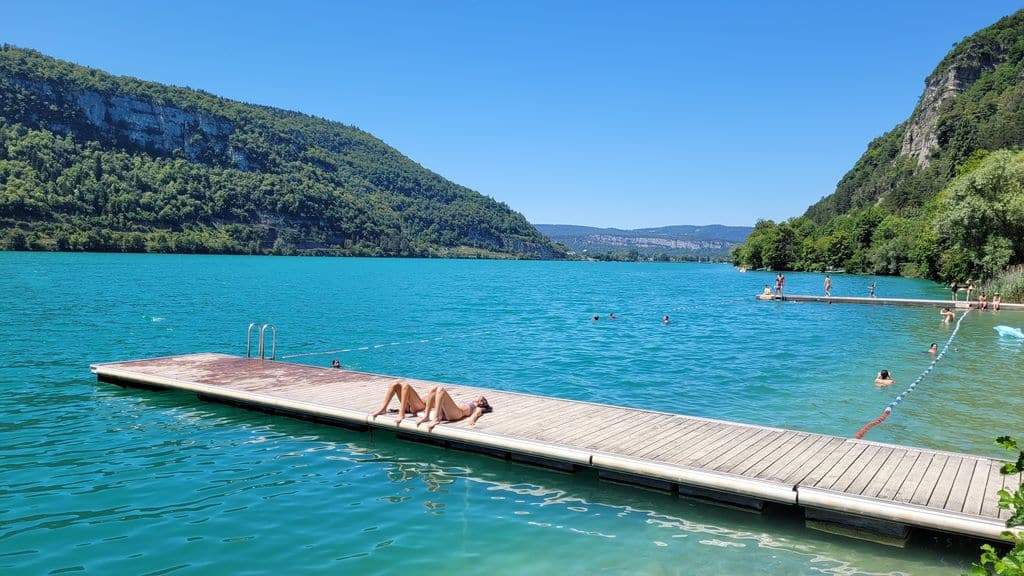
[280,328,496,360]
[854,309,969,439]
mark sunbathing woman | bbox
[416,386,491,431]
[371,380,427,424]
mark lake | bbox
[3,253,1021,574]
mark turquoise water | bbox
[3,253,1022,574]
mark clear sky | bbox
[3,1,1022,228]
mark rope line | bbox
[279,328,496,359]
[854,308,970,439]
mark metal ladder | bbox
[246,323,277,360]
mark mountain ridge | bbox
[536,223,751,259]
[0,45,564,258]
[734,9,1024,283]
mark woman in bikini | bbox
[416,386,491,431]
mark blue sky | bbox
[3,1,1022,228]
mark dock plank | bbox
[722,431,803,475]
[909,454,950,506]
[981,464,1007,518]
[841,446,894,495]
[874,451,923,501]
[962,460,994,516]
[927,456,964,510]
[740,432,810,478]
[710,429,786,472]
[689,425,768,469]
[662,424,744,465]
[628,418,714,460]
[770,437,846,485]
[945,459,980,513]
[858,448,907,498]
[813,443,869,489]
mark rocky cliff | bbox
[804,10,1024,224]
[899,41,1008,167]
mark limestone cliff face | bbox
[899,46,1006,167]
[8,76,252,170]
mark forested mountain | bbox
[535,224,751,260]
[734,10,1024,288]
[0,46,564,258]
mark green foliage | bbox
[970,436,1024,575]
[934,150,1024,280]
[982,265,1024,301]
[0,45,563,258]
[740,11,1024,287]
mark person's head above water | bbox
[879,369,890,379]
[928,343,937,353]
[331,359,341,368]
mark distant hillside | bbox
[734,9,1024,283]
[0,46,564,258]
[535,224,752,259]
[804,10,1024,225]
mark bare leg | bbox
[371,381,403,418]
[396,383,427,424]
[416,386,439,426]
[426,387,466,431]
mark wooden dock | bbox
[760,294,1024,310]
[91,353,1021,544]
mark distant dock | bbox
[92,353,1020,545]
[758,294,1024,311]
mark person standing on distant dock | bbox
[950,280,959,302]
[869,282,876,298]
[775,272,785,299]
[966,280,976,303]
[824,274,832,297]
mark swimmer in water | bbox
[609,312,616,319]
[663,315,670,324]
[593,314,600,321]
[940,307,955,323]
[331,359,341,369]
[874,370,894,386]
[928,343,937,354]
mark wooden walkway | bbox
[760,293,1024,310]
[91,353,1021,542]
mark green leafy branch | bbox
[971,436,1024,576]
